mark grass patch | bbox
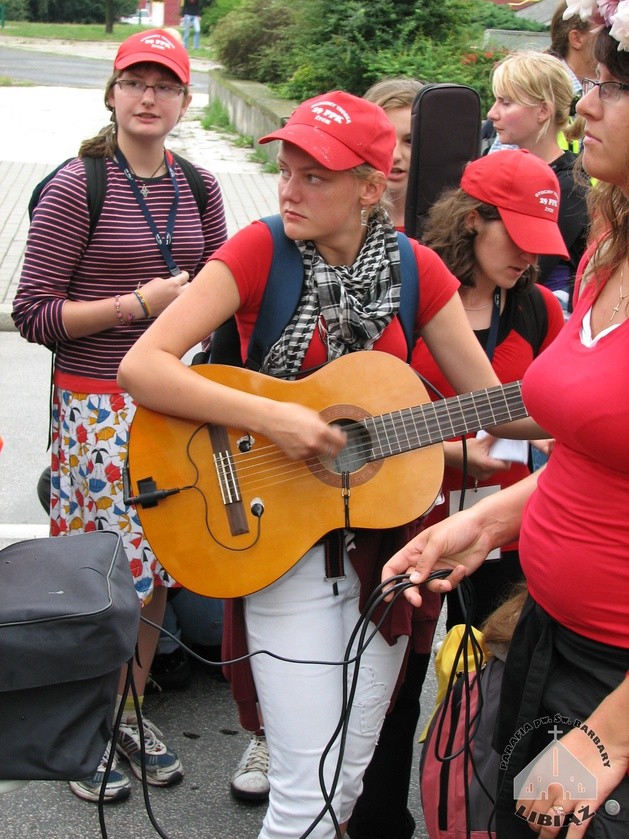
[232,134,253,149]
[249,148,278,174]
[201,98,232,132]
[0,22,129,41]
[0,76,33,85]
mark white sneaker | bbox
[69,742,131,803]
[230,733,270,801]
[116,716,183,787]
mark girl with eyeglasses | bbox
[385,4,629,836]
[12,28,228,804]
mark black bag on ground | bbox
[404,83,482,241]
[0,531,140,781]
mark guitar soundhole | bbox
[311,410,381,488]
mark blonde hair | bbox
[481,582,528,655]
[492,51,575,143]
[363,77,424,111]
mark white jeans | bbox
[244,541,408,839]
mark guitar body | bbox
[128,352,444,598]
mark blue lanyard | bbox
[115,149,181,276]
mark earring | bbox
[360,206,368,227]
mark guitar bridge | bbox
[208,424,249,536]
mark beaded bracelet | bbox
[133,289,151,319]
[114,294,135,326]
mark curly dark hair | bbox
[422,187,537,292]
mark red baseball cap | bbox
[460,149,569,258]
[114,29,190,85]
[259,91,395,175]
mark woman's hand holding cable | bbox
[382,470,539,607]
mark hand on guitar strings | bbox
[262,401,347,461]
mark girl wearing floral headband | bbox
[385,9,629,839]
[565,0,629,50]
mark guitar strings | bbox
[200,388,525,499]
[221,380,525,477]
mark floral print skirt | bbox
[50,386,175,602]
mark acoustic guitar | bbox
[126,351,527,598]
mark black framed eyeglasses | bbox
[116,79,184,101]
[581,77,629,103]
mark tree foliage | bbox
[210,0,546,109]
[23,0,133,23]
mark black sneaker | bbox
[147,648,192,692]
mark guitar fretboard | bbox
[360,381,526,460]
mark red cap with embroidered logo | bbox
[259,90,395,176]
[460,149,569,257]
[114,29,190,85]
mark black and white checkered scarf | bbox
[261,210,402,379]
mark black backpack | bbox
[28,151,208,242]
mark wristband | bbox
[133,289,151,319]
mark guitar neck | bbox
[364,381,527,460]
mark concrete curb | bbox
[0,304,13,331]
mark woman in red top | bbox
[385,6,629,836]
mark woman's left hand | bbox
[140,271,190,318]
[444,435,511,480]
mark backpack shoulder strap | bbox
[245,215,305,371]
[170,151,208,216]
[28,157,75,222]
[396,231,419,362]
[28,156,106,244]
[83,156,107,243]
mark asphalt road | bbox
[0,42,211,89]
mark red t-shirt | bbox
[521,277,629,647]
[413,285,564,551]
[209,219,458,369]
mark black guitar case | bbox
[404,83,482,241]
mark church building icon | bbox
[514,726,598,801]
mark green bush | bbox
[210,0,296,80]
[202,0,244,31]
[211,0,544,109]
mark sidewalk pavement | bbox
[0,42,278,330]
